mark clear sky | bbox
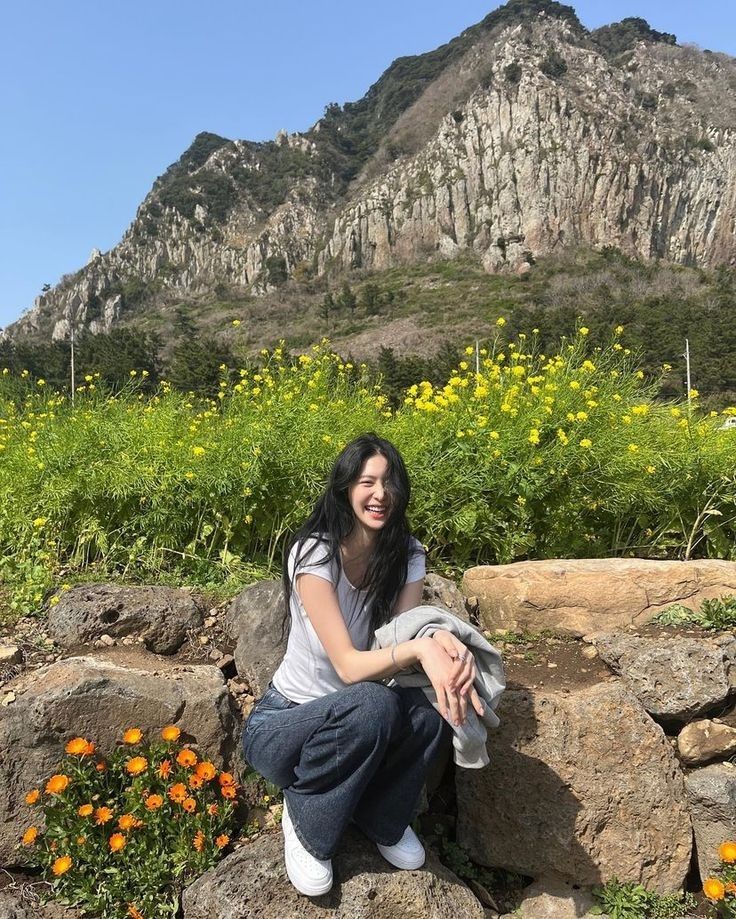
[2,1,735,329]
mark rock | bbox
[593,632,736,724]
[678,719,736,766]
[506,876,598,918]
[463,559,736,637]
[47,584,203,654]
[456,681,692,892]
[0,888,84,918]
[685,762,736,881]
[0,654,238,865]
[225,580,286,697]
[182,827,484,918]
[422,574,471,622]
[0,645,22,666]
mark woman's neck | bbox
[341,525,377,560]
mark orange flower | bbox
[158,759,172,779]
[94,806,114,825]
[118,814,137,831]
[45,774,70,795]
[128,905,145,919]
[193,830,206,852]
[215,834,229,849]
[21,827,38,846]
[109,833,126,852]
[96,761,107,772]
[704,878,726,901]
[76,836,86,846]
[218,772,235,787]
[145,794,163,811]
[65,737,93,756]
[123,728,143,744]
[25,789,40,805]
[195,761,217,782]
[207,803,219,816]
[188,774,204,789]
[182,797,197,813]
[52,855,72,876]
[220,784,236,800]
[720,841,736,864]
[77,804,94,818]
[726,882,736,894]
[168,783,187,804]
[126,756,148,777]
[161,725,181,742]
[177,749,198,769]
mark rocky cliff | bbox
[9,0,736,342]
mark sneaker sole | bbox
[284,860,333,897]
[376,845,426,871]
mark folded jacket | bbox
[375,605,506,769]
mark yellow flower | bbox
[703,878,725,901]
[719,841,736,863]
[231,319,241,327]
[45,774,70,795]
[614,325,624,334]
[689,388,699,398]
[646,466,656,474]
[109,833,126,852]
[161,725,181,742]
[65,737,93,756]
[32,517,47,529]
[126,756,148,776]
[52,856,72,876]
[78,804,94,817]
[123,728,143,745]
[94,807,113,825]
[25,789,40,805]
[191,446,205,457]
[579,438,592,449]
[578,327,589,336]
[118,814,137,831]
[22,826,38,846]
[528,429,540,445]
[628,443,639,453]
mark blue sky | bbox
[2,1,735,329]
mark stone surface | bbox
[182,827,484,918]
[47,584,203,654]
[225,579,285,697]
[422,574,471,623]
[463,559,736,637]
[456,681,692,892]
[685,762,736,881]
[0,654,237,865]
[593,632,736,723]
[0,647,22,667]
[678,719,736,766]
[500,876,598,919]
[0,888,83,918]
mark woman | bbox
[243,433,484,896]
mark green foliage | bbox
[157,170,234,224]
[166,336,236,396]
[654,596,736,631]
[20,728,237,919]
[592,17,677,58]
[540,50,568,79]
[504,61,522,85]
[591,879,696,918]
[265,255,288,287]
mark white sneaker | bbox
[281,800,333,896]
[376,825,426,870]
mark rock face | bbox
[10,10,736,342]
[501,876,598,919]
[685,763,736,881]
[47,584,203,654]
[0,889,83,918]
[182,826,484,918]
[0,655,237,865]
[225,579,285,697]
[594,632,736,723]
[463,559,736,636]
[422,574,471,623]
[456,681,692,892]
[678,719,736,766]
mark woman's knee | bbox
[337,681,403,732]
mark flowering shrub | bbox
[20,725,238,919]
[1,331,736,617]
[703,841,736,916]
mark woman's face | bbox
[348,453,391,535]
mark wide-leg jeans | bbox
[242,681,450,861]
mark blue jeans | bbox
[242,681,450,860]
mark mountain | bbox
[8,0,736,344]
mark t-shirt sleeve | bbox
[407,537,426,583]
[289,535,337,585]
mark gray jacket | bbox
[375,605,505,769]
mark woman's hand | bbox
[432,630,478,695]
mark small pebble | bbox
[547,662,557,668]
[100,634,116,647]
[204,616,217,628]
[199,635,209,645]
[0,645,22,666]
[581,646,598,660]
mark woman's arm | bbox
[392,578,424,615]
[297,573,467,724]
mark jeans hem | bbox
[285,793,335,862]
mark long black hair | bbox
[282,433,420,636]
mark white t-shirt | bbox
[271,534,426,704]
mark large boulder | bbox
[456,681,692,893]
[182,826,484,918]
[593,632,736,724]
[0,652,238,866]
[463,559,736,636]
[678,719,736,766]
[47,584,204,654]
[685,762,736,882]
[500,876,599,919]
[422,574,471,623]
[225,580,285,697]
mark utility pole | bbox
[684,338,692,414]
[475,339,480,375]
[70,306,76,405]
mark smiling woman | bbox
[242,432,482,896]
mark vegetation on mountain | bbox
[591,17,677,59]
